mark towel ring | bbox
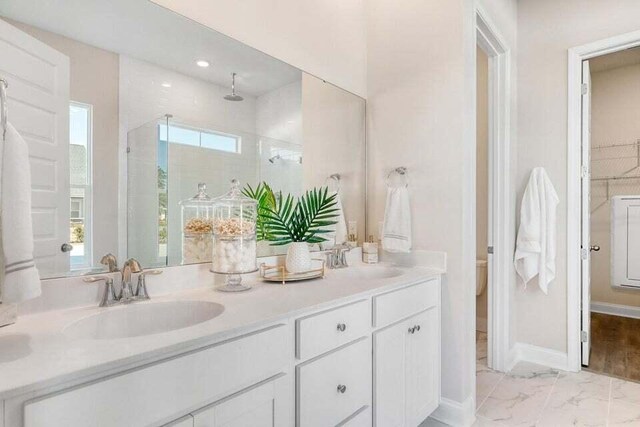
[386,167,409,188]
[0,78,7,141]
[325,173,341,193]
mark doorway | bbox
[568,30,640,373]
[577,48,640,380]
[474,5,512,381]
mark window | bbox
[158,123,240,153]
[69,102,93,269]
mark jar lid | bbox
[215,179,257,206]
[179,183,213,206]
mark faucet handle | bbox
[100,253,119,272]
[83,275,117,307]
[134,270,162,300]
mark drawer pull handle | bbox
[337,323,347,332]
[415,324,421,332]
[337,384,347,394]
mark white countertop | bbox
[0,262,443,400]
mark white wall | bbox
[590,64,640,308]
[256,80,303,197]
[367,0,476,412]
[517,0,640,353]
[150,0,366,98]
[367,0,517,417]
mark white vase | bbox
[286,242,312,273]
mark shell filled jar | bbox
[179,183,215,264]
[211,179,257,292]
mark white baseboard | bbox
[430,396,476,427]
[476,316,487,333]
[591,301,640,319]
[511,342,569,372]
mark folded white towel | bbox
[321,191,348,249]
[514,167,559,294]
[382,186,411,253]
[1,123,41,303]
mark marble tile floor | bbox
[422,331,640,426]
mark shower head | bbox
[268,154,281,163]
[224,73,244,102]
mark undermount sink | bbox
[334,265,405,280]
[64,301,224,340]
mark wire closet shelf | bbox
[590,139,640,213]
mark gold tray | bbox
[260,260,325,284]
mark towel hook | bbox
[325,173,341,193]
[0,78,7,141]
[386,167,409,188]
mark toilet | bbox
[476,259,488,296]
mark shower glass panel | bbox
[127,115,170,268]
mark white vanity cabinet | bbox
[373,281,441,427]
[3,275,441,427]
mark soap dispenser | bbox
[362,235,379,264]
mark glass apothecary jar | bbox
[179,183,214,264]
[211,179,258,292]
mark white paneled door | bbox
[0,19,70,276]
[580,59,591,366]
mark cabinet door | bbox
[193,375,289,427]
[373,320,408,426]
[405,307,439,425]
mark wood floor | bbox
[586,312,640,382]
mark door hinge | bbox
[581,165,589,179]
[581,248,589,260]
[126,146,131,153]
[581,330,588,342]
[487,246,494,254]
[581,83,588,95]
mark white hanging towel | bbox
[1,123,41,303]
[382,186,412,253]
[514,167,559,294]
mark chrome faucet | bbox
[119,258,142,302]
[84,256,163,307]
[84,275,118,307]
[326,244,351,269]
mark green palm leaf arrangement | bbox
[243,183,339,245]
[266,187,339,245]
[242,182,278,241]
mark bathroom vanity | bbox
[0,262,442,426]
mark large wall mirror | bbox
[0,0,366,279]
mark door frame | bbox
[567,30,640,372]
[475,6,512,372]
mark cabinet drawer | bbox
[338,406,372,427]
[296,299,369,360]
[24,325,289,427]
[373,279,439,328]
[296,338,371,427]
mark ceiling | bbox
[590,46,640,73]
[0,0,301,96]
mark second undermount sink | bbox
[64,301,224,340]
[334,265,406,280]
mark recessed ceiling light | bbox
[161,82,172,88]
[196,60,210,68]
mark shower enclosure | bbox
[127,115,305,267]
